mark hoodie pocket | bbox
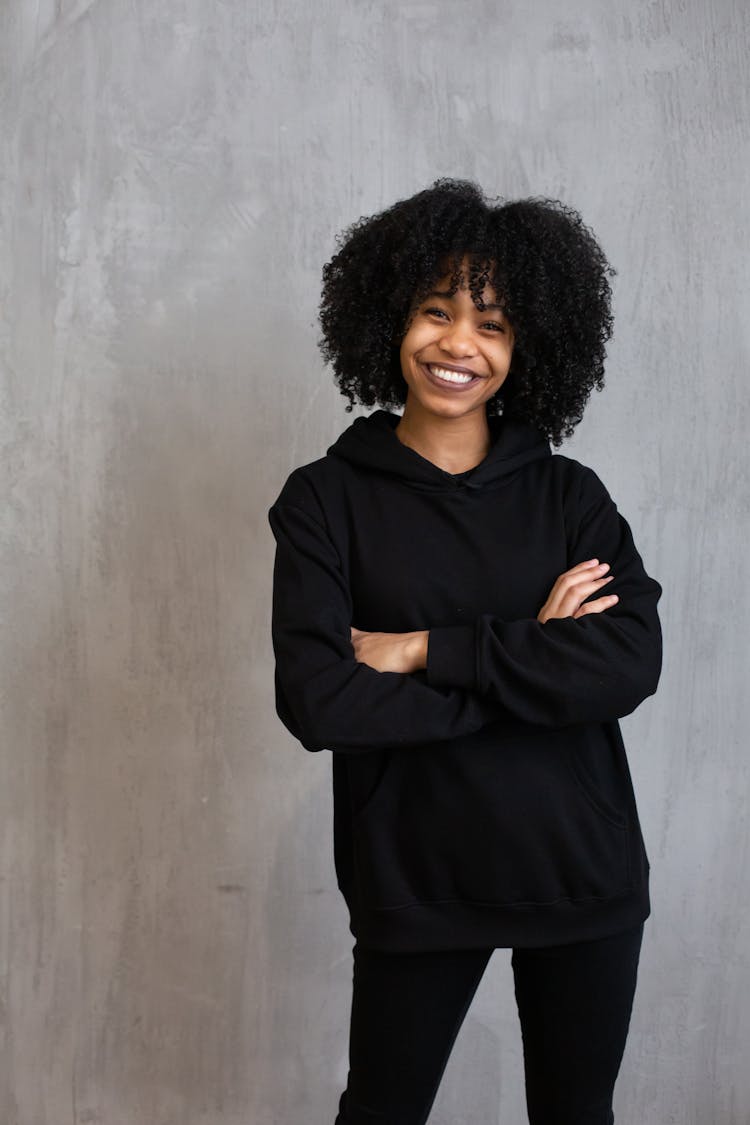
[351,729,632,912]
[565,747,627,829]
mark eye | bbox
[423,306,449,320]
[481,320,506,333]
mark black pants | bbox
[334,924,643,1125]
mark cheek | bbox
[500,336,515,368]
[398,338,410,378]
[399,327,426,371]
[489,341,513,374]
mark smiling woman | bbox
[396,263,516,470]
[268,179,662,1125]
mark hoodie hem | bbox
[348,882,650,952]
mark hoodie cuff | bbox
[426,626,478,692]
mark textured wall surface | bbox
[1,1,748,1122]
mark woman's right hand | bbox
[537,559,619,623]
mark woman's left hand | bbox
[350,627,429,674]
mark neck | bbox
[395,399,492,474]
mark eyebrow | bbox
[425,289,506,312]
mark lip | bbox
[419,361,486,391]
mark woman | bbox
[268,179,662,1125]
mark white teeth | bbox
[429,365,474,384]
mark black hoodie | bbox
[268,410,662,951]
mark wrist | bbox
[410,630,429,671]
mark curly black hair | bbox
[318,179,615,446]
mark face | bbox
[398,262,515,421]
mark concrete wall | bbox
[1,1,748,1122]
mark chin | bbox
[422,396,488,419]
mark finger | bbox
[574,575,615,599]
[547,563,610,602]
[560,563,611,589]
[551,575,615,617]
[567,558,604,574]
[573,594,619,618]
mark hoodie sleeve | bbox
[268,494,506,754]
[425,467,662,727]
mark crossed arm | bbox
[269,467,662,750]
[350,558,619,673]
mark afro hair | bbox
[318,178,615,446]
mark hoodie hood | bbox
[327,409,550,492]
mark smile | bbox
[422,363,484,390]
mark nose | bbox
[438,318,477,357]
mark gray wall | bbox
[1,1,748,1122]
